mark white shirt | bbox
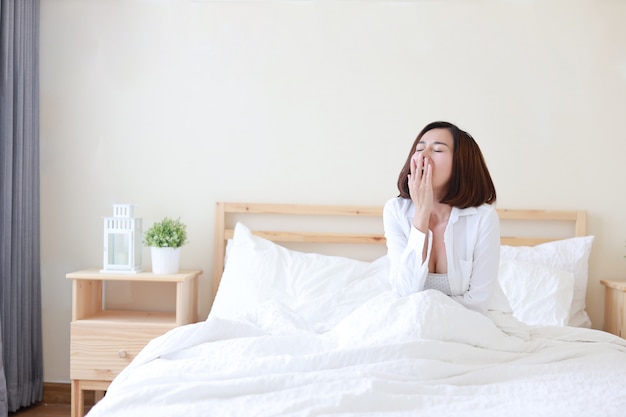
[383,197,511,313]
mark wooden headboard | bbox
[212,202,587,298]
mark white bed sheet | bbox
[87,290,626,417]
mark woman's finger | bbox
[410,153,418,178]
[420,157,428,183]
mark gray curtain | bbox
[0,0,42,413]
[0,320,6,417]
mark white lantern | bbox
[101,204,142,273]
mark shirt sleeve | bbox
[450,207,501,313]
[383,199,432,297]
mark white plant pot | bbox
[151,247,181,274]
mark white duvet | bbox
[87,290,626,417]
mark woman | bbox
[383,121,510,313]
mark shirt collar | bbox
[450,206,478,223]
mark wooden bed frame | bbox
[212,202,587,298]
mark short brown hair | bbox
[396,121,496,208]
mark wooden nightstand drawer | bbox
[70,321,174,381]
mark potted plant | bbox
[143,217,188,274]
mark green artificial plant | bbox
[143,217,188,248]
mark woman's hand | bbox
[408,153,432,233]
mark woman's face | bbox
[413,128,454,191]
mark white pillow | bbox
[500,236,594,328]
[498,259,575,326]
[210,222,390,332]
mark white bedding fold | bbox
[87,290,626,417]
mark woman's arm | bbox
[383,199,431,297]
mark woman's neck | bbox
[430,202,452,224]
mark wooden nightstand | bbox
[67,269,201,417]
[600,279,626,338]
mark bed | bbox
[85,202,626,417]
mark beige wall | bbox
[40,0,626,382]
